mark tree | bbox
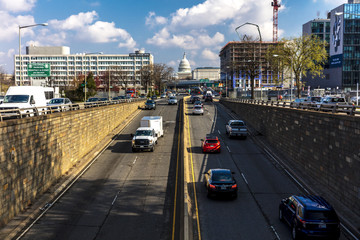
[267,35,328,98]
[233,36,262,99]
[139,65,153,94]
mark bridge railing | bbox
[0,98,144,122]
[224,98,360,116]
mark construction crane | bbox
[271,0,281,42]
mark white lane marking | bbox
[271,226,281,240]
[341,223,360,240]
[133,156,137,165]
[218,130,221,135]
[241,173,248,185]
[112,195,118,205]
[226,146,231,153]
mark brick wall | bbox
[0,101,140,226]
[221,99,360,215]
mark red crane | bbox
[272,0,281,42]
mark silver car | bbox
[47,98,73,111]
[168,96,178,105]
[192,105,204,115]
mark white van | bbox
[0,86,54,117]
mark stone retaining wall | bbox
[0,101,141,226]
[221,99,360,215]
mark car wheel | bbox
[151,145,155,152]
[207,190,211,198]
[279,208,283,221]
[232,193,237,199]
[243,136,247,140]
[132,148,136,152]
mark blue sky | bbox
[0,0,347,74]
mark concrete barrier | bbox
[0,101,141,227]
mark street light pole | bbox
[108,66,111,100]
[18,23,48,86]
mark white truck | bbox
[131,116,164,152]
[140,116,164,137]
[0,86,55,117]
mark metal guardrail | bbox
[224,98,360,116]
[0,98,144,122]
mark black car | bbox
[191,96,201,104]
[279,195,340,240]
[204,95,213,102]
[112,96,125,100]
[151,95,158,100]
[145,99,156,110]
[204,169,237,199]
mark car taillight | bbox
[209,184,216,189]
[299,218,306,228]
[231,184,237,189]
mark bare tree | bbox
[233,36,262,99]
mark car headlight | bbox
[149,140,153,144]
[132,140,135,145]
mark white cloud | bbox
[0,11,36,41]
[49,11,98,30]
[0,0,36,12]
[167,60,177,67]
[49,11,136,49]
[147,28,224,50]
[7,49,15,58]
[146,12,167,27]
[201,49,218,61]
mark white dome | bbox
[178,52,191,73]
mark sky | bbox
[0,0,348,74]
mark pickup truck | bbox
[131,127,158,152]
[225,120,247,139]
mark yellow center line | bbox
[184,96,202,240]
[172,105,181,240]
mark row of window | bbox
[311,22,330,33]
[344,4,360,19]
[17,56,151,61]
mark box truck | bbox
[131,116,164,152]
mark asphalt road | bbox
[19,98,183,240]
[184,97,348,240]
[17,96,350,240]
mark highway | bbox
[19,98,183,240]
[183,97,348,240]
[16,96,350,240]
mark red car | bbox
[202,135,221,153]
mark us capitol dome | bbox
[177,52,192,79]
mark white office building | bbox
[14,46,154,87]
[192,67,220,81]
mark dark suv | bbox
[279,195,340,240]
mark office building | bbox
[192,67,220,81]
[303,0,360,90]
[14,46,154,87]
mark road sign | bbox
[27,63,51,77]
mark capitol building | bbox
[177,52,192,79]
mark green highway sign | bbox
[27,63,51,77]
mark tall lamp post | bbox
[235,22,262,99]
[19,23,48,86]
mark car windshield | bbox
[135,130,152,136]
[87,98,98,102]
[310,97,322,102]
[206,140,218,144]
[212,172,232,182]
[194,106,202,110]
[49,99,64,104]
[305,210,338,221]
[146,100,154,103]
[230,121,244,126]
[4,95,29,103]
[170,97,176,100]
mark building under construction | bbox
[219,41,284,91]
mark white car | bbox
[168,96,178,105]
[47,98,73,111]
[192,105,204,115]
